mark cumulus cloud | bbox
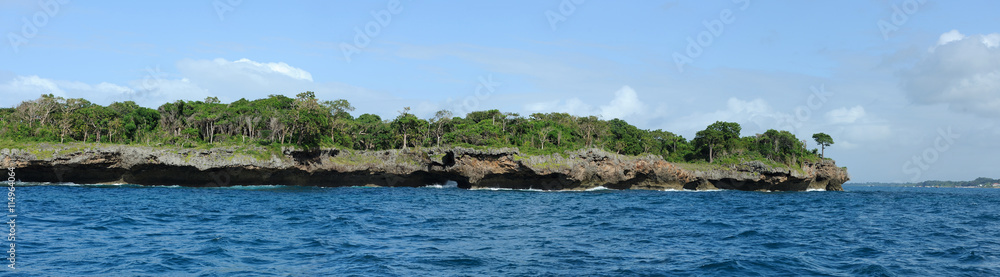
[0,75,65,96]
[523,98,594,116]
[666,97,789,136]
[825,106,866,124]
[231,58,313,81]
[522,85,646,120]
[903,30,1000,117]
[174,58,320,101]
[0,58,388,109]
[599,86,644,120]
[936,30,966,47]
[819,105,890,143]
[0,75,144,106]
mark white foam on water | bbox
[470,187,548,192]
[679,189,724,192]
[806,188,827,192]
[421,181,459,189]
[223,185,291,190]
[585,186,610,191]
[469,187,512,191]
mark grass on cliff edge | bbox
[0,140,286,161]
[1,140,813,173]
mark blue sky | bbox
[2,0,999,182]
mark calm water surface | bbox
[9,184,1000,276]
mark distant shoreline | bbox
[845,183,1000,189]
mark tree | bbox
[576,116,603,148]
[78,105,115,143]
[391,107,424,149]
[430,110,453,147]
[607,119,642,155]
[16,94,62,128]
[693,121,740,163]
[812,133,834,158]
[322,99,355,146]
[291,92,330,147]
[322,99,355,117]
[57,98,93,142]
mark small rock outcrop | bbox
[0,144,849,191]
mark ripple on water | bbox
[14,185,1000,276]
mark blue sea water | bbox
[7,184,1000,276]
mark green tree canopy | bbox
[812,132,834,158]
[693,121,741,163]
[1,94,832,168]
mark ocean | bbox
[7,184,1000,276]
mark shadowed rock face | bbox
[0,146,849,191]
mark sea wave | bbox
[12,185,1000,276]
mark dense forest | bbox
[0,93,833,167]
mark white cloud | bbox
[983,34,1000,48]
[522,85,646,120]
[127,78,211,107]
[842,124,892,142]
[175,58,318,100]
[0,58,386,110]
[0,75,149,106]
[523,98,594,116]
[903,30,1000,118]
[158,58,385,110]
[937,29,966,47]
[599,86,645,120]
[0,75,65,97]
[826,106,866,124]
[665,97,791,137]
[231,58,313,81]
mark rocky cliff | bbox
[0,144,850,191]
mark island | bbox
[852,178,1000,188]
[0,94,850,191]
